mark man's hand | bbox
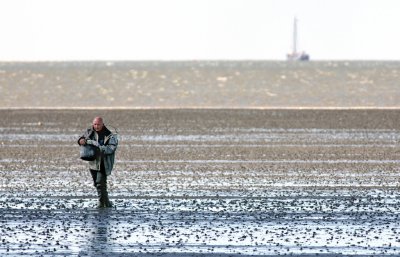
[86,140,100,148]
[79,138,86,145]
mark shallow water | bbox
[1,109,400,256]
[1,61,400,108]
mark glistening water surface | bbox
[1,109,400,256]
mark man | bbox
[78,117,118,208]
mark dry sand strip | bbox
[0,109,400,256]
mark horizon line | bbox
[1,106,400,110]
[0,59,400,63]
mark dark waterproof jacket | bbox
[78,126,118,176]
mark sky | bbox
[0,0,399,61]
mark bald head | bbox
[92,117,104,132]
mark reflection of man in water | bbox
[78,117,118,208]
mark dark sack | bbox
[80,145,98,161]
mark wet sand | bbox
[1,109,400,256]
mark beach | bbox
[1,109,400,256]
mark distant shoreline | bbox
[0,59,400,62]
[1,106,400,110]
[0,59,400,67]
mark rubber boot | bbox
[96,185,105,208]
[103,191,113,208]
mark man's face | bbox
[92,118,104,132]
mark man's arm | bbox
[77,129,91,145]
[99,135,118,155]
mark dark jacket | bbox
[78,126,118,175]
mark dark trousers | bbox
[90,161,110,207]
[90,161,107,189]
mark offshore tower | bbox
[287,17,310,61]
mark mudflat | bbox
[1,109,400,256]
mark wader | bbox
[90,160,112,208]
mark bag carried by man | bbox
[80,144,99,161]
